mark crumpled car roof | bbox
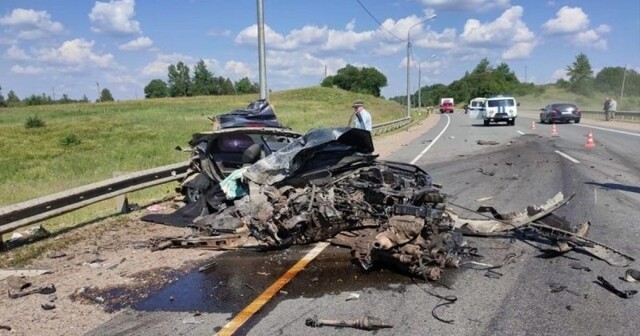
[214,99,284,129]
[243,127,375,186]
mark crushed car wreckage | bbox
[144,103,634,281]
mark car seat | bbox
[242,143,264,165]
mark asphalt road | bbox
[89,112,640,336]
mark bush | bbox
[25,115,46,128]
[59,134,81,147]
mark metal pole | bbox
[406,34,411,118]
[418,64,421,109]
[620,65,627,101]
[257,0,268,100]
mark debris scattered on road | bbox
[146,204,165,212]
[475,196,493,202]
[476,140,499,145]
[47,251,67,259]
[0,268,52,281]
[198,261,217,273]
[595,276,637,299]
[256,272,269,276]
[6,275,30,291]
[569,262,591,272]
[345,293,360,301]
[477,168,495,176]
[624,269,640,283]
[74,287,105,304]
[305,315,392,331]
[0,325,11,331]
[8,283,56,299]
[41,303,56,310]
[181,317,202,325]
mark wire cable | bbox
[354,0,405,42]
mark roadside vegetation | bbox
[0,86,405,206]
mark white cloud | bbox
[5,45,30,60]
[595,24,611,34]
[36,39,114,68]
[224,61,251,78]
[89,0,141,35]
[0,8,64,40]
[236,24,373,52]
[573,29,607,49]
[141,53,197,75]
[11,64,43,75]
[459,6,536,59]
[419,0,510,12]
[345,19,356,31]
[119,36,153,51]
[551,68,568,81]
[542,6,589,34]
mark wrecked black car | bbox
[175,100,301,203]
[150,124,633,281]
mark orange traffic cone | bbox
[551,123,558,137]
[531,121,536,130]
[585,131,596,148]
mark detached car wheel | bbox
[184,186,202,204]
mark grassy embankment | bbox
[0,86,415,239]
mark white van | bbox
[467,97,486,119]
[483,95,518,126]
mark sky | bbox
[1,0,639,102]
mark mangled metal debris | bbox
[146,126,634,282]
[305,315,392,331]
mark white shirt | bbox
[354,109,372,131]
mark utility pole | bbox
[324,65,327,79]
[525,65,528,83]
[406,15,436,118]
[96,82,101,102]
[620,65,627,102]
[418,64,421,109]
[52,86,56,101]
[257,0,268,100]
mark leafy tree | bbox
[100,88,114,102]
[6,89,20,106]
[0,85,5,107]
[191,60,216,96]
[144,79,169,98]
[235,77,259,94]
[595,67,640,96]
[168,61,192,97]
[220,78,235,95]
[566,53,594,95]
[81,95,89,103]
[324,65,387,97]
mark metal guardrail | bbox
[0,116,417,237]
[0,162,189,236]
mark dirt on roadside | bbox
[0,114,441,336]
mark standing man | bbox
[609,97,617,120]
[351,100,372,131]
[604,97,611,121]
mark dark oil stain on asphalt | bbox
[122,245,425,314]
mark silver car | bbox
[540,103,581,124]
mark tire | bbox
[509,119,515,126]
[183,186,202,204]
[575,118,581,124]
[540,115,545,124]
[483,119,490,126]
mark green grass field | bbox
[0,86,407,206]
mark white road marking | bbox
[517,130,525,135]
[410,114,451,164]
[554,150,580,163]
[574,124,640,137]
[594,188,597,204]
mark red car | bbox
[439,102,454,113]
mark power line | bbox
[354,0,405,42]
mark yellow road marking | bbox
[216,242,330,336]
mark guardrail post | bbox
[113,172,131,214]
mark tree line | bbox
[143,60,260,98]
[0,85,115,108]
[390,54,639,107]
[321,64,388,97]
